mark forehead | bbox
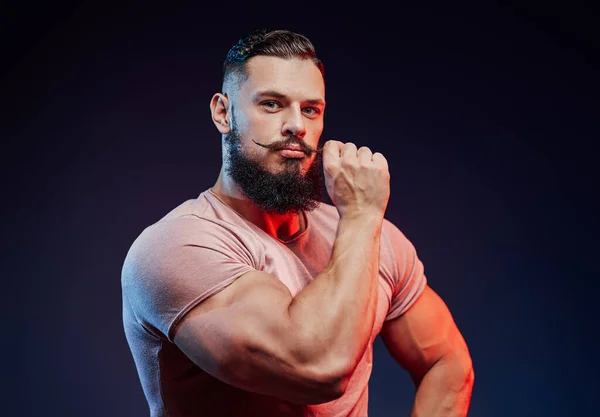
[240,56,325,100]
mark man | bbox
[122,28,474,417]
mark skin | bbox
[381,287,475,416]
[210,55,326,241]
[176,54,474,414]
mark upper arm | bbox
[380,285,472,384]
[172,269,344,404]
[123,218,343,404]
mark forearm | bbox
[410,354,474,417]
[287,212,382,373]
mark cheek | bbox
[235,104,264,130]
[253,116,277,132]
[249,115,284,142]
[307,122,324,142]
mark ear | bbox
[210,93,231,134]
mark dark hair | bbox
[222,28,324,90]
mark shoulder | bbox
[122,200,264,284]
[379,218,420,283]
[381,218,414,255]
[137,191,262,249]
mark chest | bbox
[259,235,393,339]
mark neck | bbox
[211,170,306,242]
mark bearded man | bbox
[121,28,474,417]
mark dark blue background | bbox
[2,2,598,416]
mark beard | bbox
[223,120,324,215]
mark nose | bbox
[281,106,306,139]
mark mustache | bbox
[251,138,324,155]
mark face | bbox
[222,56,326,214]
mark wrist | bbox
[339,208,384,223]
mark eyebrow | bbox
[253,90,326,106]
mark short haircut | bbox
[222,28,325,92]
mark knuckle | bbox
[323,161,337,175]
[341,156,358,168]
[357,146,372,154]
[323,141,335,151]
[341,143,358,162]
[374,153,388,165]
[341,156,358,166]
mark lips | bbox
[279,145,304,151]
[278,148,306,158]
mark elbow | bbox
[300,355,355,404]
[412,349,474,390]
[459,350,474,385]
[319,371,351,403]
[445,349,475,389]
[464,357,475,387]
[307,380,347,404]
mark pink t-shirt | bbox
[122,188,427,417]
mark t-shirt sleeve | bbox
[121,216,263,342]
[381,219,428,321]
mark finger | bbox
[357,146,373,165]
[341,142,358,163]
[323,140,343,159]
[322,141,343,175]
[372,152,389,170]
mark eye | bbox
[303,107,322,116]
[261,101,281,111]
